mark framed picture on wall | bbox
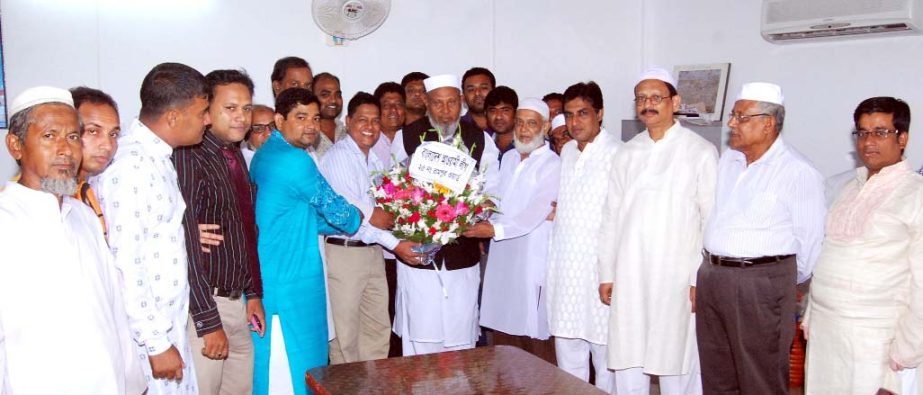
[673,63,730,123]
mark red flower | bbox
[382,176,391,184]
[408,212,421,223]
[474,206,484,214]
[429,227,437,235]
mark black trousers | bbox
[696,255,797,395]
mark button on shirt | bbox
[704,136,826,283]
[320,135,400,249]
[93,119,192,355]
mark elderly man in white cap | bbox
[0,87,145,394]
[466,98,561,363]
[390,74,500,356]
[549,113,570,155]
[697,82,825,394]
[597,67,716,394]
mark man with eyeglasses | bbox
[242,105,274,169]
[803,97,923,394]
[401,72,429,126]
[598,67,716,394]
[696,82,826,394]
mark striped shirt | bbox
[319,135,400,249]
[173,131,263,336]
[704,136,827,283]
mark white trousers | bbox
[555,337,614,393]
[267,315,294,395]
[402,339,475,356]
[614,367,702,395]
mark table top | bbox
[306,345,606,395]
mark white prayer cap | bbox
[9,86,75,118]
[737,82,784,106]
[423,74,460,92]
[637,66,676,87]
[551,114,566,129]
[518,98,550,121]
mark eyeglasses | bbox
[633,95,672,105]
[852,128,900,140]
[250,123,274,133]
[727,112,771,123]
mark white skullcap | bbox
[9,86,75,118]
[551,114,566,129]
[518,98,550,121]
[637,66,677,87]
[737,82,784,106]
[423,74,460,92]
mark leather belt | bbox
[213,287,242,300]
[326,237,370,247]
[705,250,794,268]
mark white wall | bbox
[642,0,923,177]
[0,0,642,180]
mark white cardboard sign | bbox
[408,142,477,193]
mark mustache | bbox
[641,109,659,116]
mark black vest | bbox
[401,117,486,271]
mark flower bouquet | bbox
[370,137,494,296]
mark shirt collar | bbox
[201,130,237,153]
[2,181,72,216]
[131,119,174,158]
[729,135,786,166]
[857,159,912,185]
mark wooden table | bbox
[306,345,606,394]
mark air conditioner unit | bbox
[762,0,923,43]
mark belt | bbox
[326,237,370,247]
[213,287,243,300]
[705,251,794,268]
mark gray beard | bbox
[40,177,78,196]
[428,115,458,140]
[514,135,546,154]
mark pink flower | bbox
[454,201,469,216]
[435,203,457,222]
[382,182,397,196]
[411,187,425,203]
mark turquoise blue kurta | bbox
[250,131,361,395]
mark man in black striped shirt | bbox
[173,69,265,394]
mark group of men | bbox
[0,55,920,395]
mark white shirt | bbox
[704,136,826,283]
[0,183,145,394]
[371,131,396,168]
[319,135,400,250]
[241,145,256,169]
[390,128,501,199]
[804,161,923,391]
[598,122,717,373]
[93,119,198,393]
[480,144,561,339]
[546,128,620,344]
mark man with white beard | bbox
[598,67,716,394]
[390,74,500,355]
[466,98,561,363]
